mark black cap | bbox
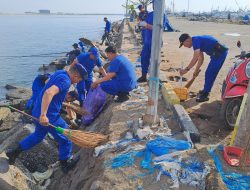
[179,33,190,48]
[72,43,78,48]
[68,90,79,100]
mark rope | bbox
[148,77,163,86]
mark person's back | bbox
[105,20,111,33]
[109,55,137,90]
[32,70,71,123]
[192,35,218,56]
[25,74,50,112]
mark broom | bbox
[7,106,108,148]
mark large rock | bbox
[6,88,31,101]
[0,108,11,126]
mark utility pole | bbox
[144,0,165,124]
[126,0,129,18]
[172,0,175,15]
[187,0,190,13]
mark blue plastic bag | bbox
[146,136,191,156]
[82,86,107,125]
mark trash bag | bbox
[146,136,191,156]
[82,86,107,125]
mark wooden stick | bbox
[185,70,201,89]
[62,102,89,116]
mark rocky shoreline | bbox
[0,19,125,190]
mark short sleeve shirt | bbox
[77,52,103,80]
[32,70,71,123]
[192,35,218,56]
[108,55,137,89]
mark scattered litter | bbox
[137,126,153,140]
[153,149,197,162]
[94,138,138,157]
[223,33,241,37]
[146,136,191,156]
[106,151,139,169]
[125,132,134,140]
[155,158,210,189]
[209,148,250,190]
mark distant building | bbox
[39,10,50,14]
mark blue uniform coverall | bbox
[140,11,165,74]
[76,52,103,103]
[20,70,72,161]
[192,35,228,93]
[25,74,51,111]
[105,21,111,33]
[100,55,137,95]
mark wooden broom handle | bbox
[8,106,57,129]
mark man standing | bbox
[71,46,107,106]
[6,64,88,173]
[137,5,148,43]
[100,17,112,46]
[137,1,166,82]
[91,46,137,102]
[179,33,228,102]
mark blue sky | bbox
[0,0,249,14]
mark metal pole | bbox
[126,0,129,18]
[144,0,165,124]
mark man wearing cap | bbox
[100,17,112,45]
[179,33,228,102]
[6,64,88,173]
[137,0,166,82]
[71,46,107,106]
[137,5,148,43]
[91,46,137,102]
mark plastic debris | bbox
[106,151,139,169]
[94,138,138,157]
[155,158,210,190]
[209,149,250,190]
[153,149,197,162]
[146,136,191,156]
[137,126,153,140]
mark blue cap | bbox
[89,46,100,59]
[137,5,143,9]
[75,63,88,80]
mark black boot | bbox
[137,74,147,83]
[196,91,209,102]
[60,155,80,173]
[115,92,130,103]
[6,145,22,165]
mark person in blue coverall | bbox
[71,46,107,106]
[6,64,88,173]
[137,1,166,82]
[91,46,137,102]
[179,33,228,102]
[137,5,148,43]
[100,17,112,45]
[25,73,51,113]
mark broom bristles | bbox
[63,129,108,148]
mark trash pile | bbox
[95,117,211,189]
[104,136,210,189]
